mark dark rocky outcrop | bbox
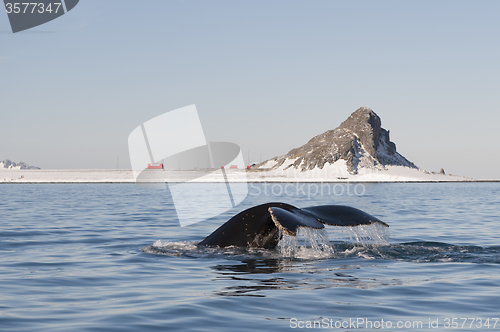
[255,107,417,174]
[1,159,40,170]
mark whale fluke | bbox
[301,205,388,227]
[198,203,388,249]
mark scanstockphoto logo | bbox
[128,105,248,227]
[3,0,79,33]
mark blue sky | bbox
[1,0,499,179]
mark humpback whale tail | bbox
[198,203,388,249]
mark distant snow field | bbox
[0,165,471,183]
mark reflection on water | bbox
[212,258,287,274]
[143,237,500,298]
[209,258,373,297]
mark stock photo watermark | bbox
[249,182,366,199]
[289,317,500,329]
[128,105,248,227]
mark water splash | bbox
[278,228,334,259]
[143,224,390,260]
[278,223,390,259]
[333,223,390,246]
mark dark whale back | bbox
[198,203,297,249]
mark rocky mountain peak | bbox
[255,107,417,174]
[339,107,381,158]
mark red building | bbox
[147,163,164,169]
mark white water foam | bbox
[143,240,198,255]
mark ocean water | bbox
[1,182,499,331]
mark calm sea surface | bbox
[1,183,499,331]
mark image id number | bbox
[5,2,62,14]
[444,318,499,329]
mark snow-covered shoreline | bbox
[0,167,491,183]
